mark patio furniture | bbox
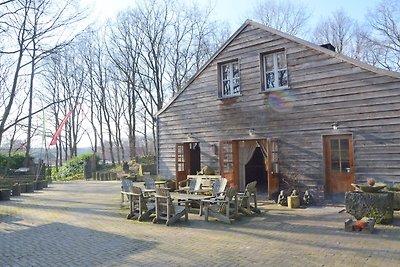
[237,181,260,215]
[143,177,156,196]
[121,178,134,204]
[177,177,202,194]
[170,192,212,215]
[211,178,228,197]
[153,188,189,226]
[126,186,155,221]
[202,187,238,224]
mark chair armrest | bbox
[178,179,189,186]
[154,194,170,199]
[201,198,228,204]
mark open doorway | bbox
[189,142,201,175]
[245,146,267,193]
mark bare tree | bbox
[107,10,142,160]
[250,0,311,35]
[0,0,85,160]
[313,9,358,55]
[0,0,31,147]
[364,0,400,71]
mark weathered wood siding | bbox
[157,23,400,195]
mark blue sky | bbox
[81,0,382,29]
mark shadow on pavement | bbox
[0,222,157,266]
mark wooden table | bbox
[155,180,168,188]
[170,192,213,215]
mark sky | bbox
[80,0,381,30]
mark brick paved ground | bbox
[1,180,399,267]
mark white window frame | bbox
[263,51,288,91]
[220,61,240,97]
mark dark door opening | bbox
[189,142,201,175]
[245,147,267,193]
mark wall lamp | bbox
[248,128,255,136]
[331,121,340,130]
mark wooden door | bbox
[267,138,280,198]
[219,140,239,187]
[175,143,190,187]
[257,139,278,198]
[323,135,355,194]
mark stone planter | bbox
[12,184,21,196]
[392,191,400,210]
[345,191,394,224]
[35,180,44,190]
[20,183,27,193]
[0,189,11,201]
[25,182,35,193]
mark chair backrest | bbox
[121,179,133,193]
[155,188,175,214]
[212,178,228,196]
[244,181,257,195]
[188,177,202,192]
[219,186,237,213]
[144,177,156,190]
[131,186,149,210]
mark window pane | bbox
[223,81,230,95]
[277,52,286,69]
[330,139,339,150]
[266,72,275,88]
[340,139,349,150]
[222,65,230,80]
[232,63,239,78]
[178,163,184,171]
[331,161,340,172]
[278,70,287,87]
[265,55,274,71]
[341,162,350,172]
[331,149,340,161]
[233,78,240,94]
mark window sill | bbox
[217,94,242,100]
[260,86,290,93]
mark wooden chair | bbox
[202,187,238,224]
[126,186,155,221]
[153,188,189,226]
[121,178,134,205]
[212,178,228,197]
[177,177,202,194]
[143,177,156,196]
[237,181,260,215]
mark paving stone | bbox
[1,180,400,266]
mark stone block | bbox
[392,192,400,210]
[345,192,393,224]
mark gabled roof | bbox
[156,19,400,117]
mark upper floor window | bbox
[220,61,240,97]
[262,51,288,90]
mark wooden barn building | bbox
[155,20,400,201]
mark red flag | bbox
[49,107,74,146]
